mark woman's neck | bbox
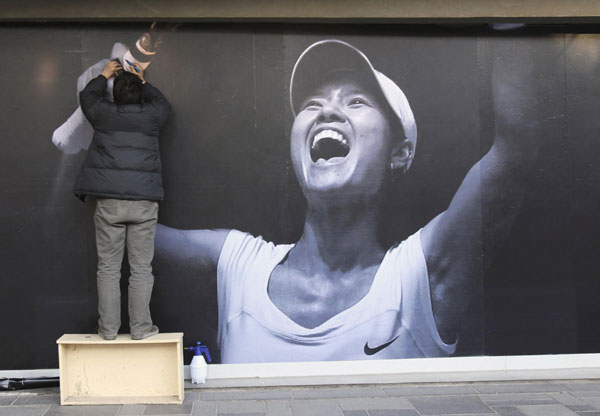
[290,201,385,273]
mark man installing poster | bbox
[157,38,554,363]
[74,60,170,340]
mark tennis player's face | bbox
[291,74,393,202]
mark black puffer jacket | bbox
[74,75,170,202]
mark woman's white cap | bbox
[290,39,417,169]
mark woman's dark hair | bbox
[113,72,143,105]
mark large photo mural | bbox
[1,22,599,368]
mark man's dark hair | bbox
[113,72,143,105]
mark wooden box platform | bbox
[57,333,184,405]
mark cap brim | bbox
[290,40,379,116]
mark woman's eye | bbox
[300,99,322,111]
[349,98,367,106]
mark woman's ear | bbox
[390,139,415,173]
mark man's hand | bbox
[100,60,122,80]
[130,64,146,84]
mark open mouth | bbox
[310,129,350,163]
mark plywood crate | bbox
[57,333,184,405]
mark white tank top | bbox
[217,229,455,364]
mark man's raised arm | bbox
[79,60,122,123]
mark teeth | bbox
[312,129,347,148]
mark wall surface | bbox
[1,22,600,370]
[2,0,600,21]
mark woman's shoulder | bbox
[219,229,294,270]
[387,228,424,260]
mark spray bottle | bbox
[185,342,212,384]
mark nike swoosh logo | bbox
[364,335,400,355]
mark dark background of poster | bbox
[0,23,599,368]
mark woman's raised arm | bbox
[420,36,563,344]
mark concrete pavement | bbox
[1,378,600,415]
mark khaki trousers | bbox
[94,198,158,337]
